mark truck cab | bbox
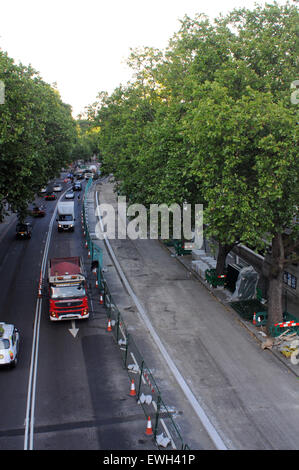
[48,257,89,321]
[57,201,75,232]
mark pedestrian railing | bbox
[82,179,190,450]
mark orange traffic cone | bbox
[129,379,136,397]
[107,319,112,332]
[99,293,104,305]
[253,312,256,326]
[95,279,98,287]
[145,416,153,436]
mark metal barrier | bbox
[82,178,103,289]
[101,273,189,449]
[81,179,190,450]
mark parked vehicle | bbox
[16,222,32,239]
[48,257,89,321]
[0,323,20,367]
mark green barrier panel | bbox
[269,312,299,337]
[173,240,192,256]
[82,185,191,450]
[230,299,267,321]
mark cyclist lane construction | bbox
[88,177,299,451]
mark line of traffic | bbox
[23,195,59,450]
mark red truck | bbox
[48,257,89,321]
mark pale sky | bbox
[0,0,292,117]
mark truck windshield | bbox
[59,215,73,221]
[51,284,86,299]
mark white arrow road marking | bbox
[69,320,79,338]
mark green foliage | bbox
[0,50,76,220]
[89,2,299,323]
[71,119,100,162]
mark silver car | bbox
[0,323,20,368]
[65,190,74,199]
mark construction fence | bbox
[81,179,190,450]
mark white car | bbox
[65,190,74,199]
[40,187,47,193]
[53,184,63,192]
[0,323,20,368]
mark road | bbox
[2,174,299,451]
[0,176,157,451]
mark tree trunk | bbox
[266,232,284,335]
[216,242,234,276]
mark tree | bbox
[91,2,299,331]
[0,49,76,220]
[184,82,298,329]
[71,119,100,162]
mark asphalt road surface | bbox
[0,177,157,451]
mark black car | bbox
[73,182,82,191]
[16,222,32,239]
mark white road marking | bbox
[24,190,68,450]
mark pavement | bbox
[84,178,299,450]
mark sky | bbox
[0,0,293,117]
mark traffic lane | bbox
[0,212,53,449]
[81,333,157,451]
[33,309,157,450]
[33,205,96,449]
[31,315,97,449]
[33,197,157,450]
[0,188,67,450]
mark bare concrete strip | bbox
[95,190,228,451]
